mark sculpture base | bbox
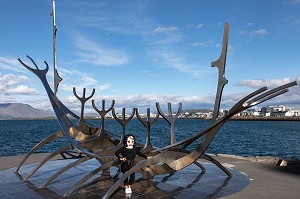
[0,158,249,198]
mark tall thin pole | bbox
[51,0,62,98]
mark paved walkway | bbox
[211,155,300,199]
[0,153,299,198]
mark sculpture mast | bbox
[51,0,62,98]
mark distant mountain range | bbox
[0,103,55,119]
[0,103,214,120]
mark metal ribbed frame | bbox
[14,22,298,199]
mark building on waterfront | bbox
[261,105,300,117]
[176,105,300,119]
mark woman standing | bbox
[115,134,147,194]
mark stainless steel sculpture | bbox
[156,102,182,144]
[13,6,297,198]
[136,107,159,152]
[51,0,62,98]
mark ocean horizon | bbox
[1,118,299,160]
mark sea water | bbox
[0,119,299,160]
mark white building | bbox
[261,105,299,117]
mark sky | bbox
[0,0,300,114]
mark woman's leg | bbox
[128,172,135,186]
[128,161,135,189]
[121,163,130,187]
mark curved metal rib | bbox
[200,154,232,177]
[17,20,298,199]
[245,81,297,107]
[193,160,206,174]
[64,160,119,196]
[18,56,79,120]
[15,130,64,172]
[40,156,90,188]
[102,155,161,199]
[154,82,296,154]
[102,80,298,198]
[163,85,298,172]
[23,145,72,181]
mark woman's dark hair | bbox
[123,134,136,147]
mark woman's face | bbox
[126,136,135,148]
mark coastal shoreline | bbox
[179,116,300,121]
[229,116,300,121]
[2,116,300,121]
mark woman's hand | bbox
[120,157,127,161]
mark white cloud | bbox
[59,68,93,78]
[231,77,300,108]
[215,43,221,48]
[283,0,300,5]
[236,77,294,89]
[57,75,98,93]
[90,94,188,113]
[153,26,178,33]
[97,83,112,91]
[186,23,204,29]
[237,27,268,40]
[140,70,157,78]
[53,67,113,94]
[195,23,204,29]
[189,42,206,47]
[65,85,300,114]
[237,29,246,36]
[4,87,300,114]
[75,1,152,36]
[0,56,28,73]
[0,74,29,86]
[0,74,37,95]
[151,34,185,46]
[215,44,234,51]
[8,85,37,95]
[285,16,300,25]
[150,26,184,45]
[80,76,98,86]
[74,36,130,66]
[251,29,268,37]
[148,49,203,76]
[148,25,206,76]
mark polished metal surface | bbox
[92,99,115,133]
[3,158,250,198]
[15,21,298,199]
[51,0,62,97]
[136,108,159,152]
[73,87,95,124]
[112,107,136,145]
[156,102,182,144]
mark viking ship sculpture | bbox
[13,2,297,199]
